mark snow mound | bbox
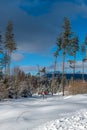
[35,109,87,130]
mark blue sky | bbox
[0,0,87,74]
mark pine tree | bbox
[68,36,79,79]
[81,35,87,81]
[0,34,3,78]
[5,21,16,76]
[56,17,78,96]
[2,53,9,76]
[53,50,58,73]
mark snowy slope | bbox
[0,94,87,130]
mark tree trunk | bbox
[82,61,84,82]
[73,55,76,80]
[8,51,11,76]
[62,52,65,96]
[4,63,7,78]
[54,57,57,73]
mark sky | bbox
[0,0,87,74]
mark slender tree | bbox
[68,36,79,79]
[0,34,4,78]
[5,21,16,76]
[56,17,74,96]
[81,43,85,81]
[2,53,9,76]
[81,35,87,81]
[56,17,79,95]
[53,50,58,73]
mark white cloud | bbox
[20,65,37,72]
[46,60,87,74]
[11,53,24,61]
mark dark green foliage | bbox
[5,21,16,52]
[53,50,59,73]
[84,35,87,45]
[81,35,87,81]
[81,43,85,54]
[56,17,79,96]
[0,34,3,53]
[5,21,17,75]
[67,36,79,56]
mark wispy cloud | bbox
[19,0,58,16]
[11,53,24,61]
[20,65,37,73]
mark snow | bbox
[0,94,87,130]
[35,110,87,130]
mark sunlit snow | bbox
[0,94,87,130]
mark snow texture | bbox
[0,94,87,130]
[35,110,87,130]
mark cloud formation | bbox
[11,53,24,61]
[0,0,87,66]
[16,0,87,54]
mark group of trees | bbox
[0,17,87,99]
[0,21,16,78]
[54,17,87,95]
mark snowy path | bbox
[0,94,87,130]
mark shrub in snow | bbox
[0,81,8,99]
[18,81,32,98]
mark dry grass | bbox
[68,80,87,95]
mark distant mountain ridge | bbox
[43,73,87,80]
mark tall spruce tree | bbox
[53,50,58,73]
[2,53,9,76]
[81,35,87,81]
[5,21,16,76]
[56,17,78,96]
[0,34,3,76]
[68,36,79,79]
[81,43,85,81]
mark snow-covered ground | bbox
[0,94,87,130]
[35,109,87,130]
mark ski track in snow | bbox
[0,94,87,130]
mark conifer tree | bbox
[5,21,16,76]
[56,17,78,95]
[0,34,3,77]
[53,50,58,73]
[81,35,87,81]
[2,53,9,76]
[68,36,79,79]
